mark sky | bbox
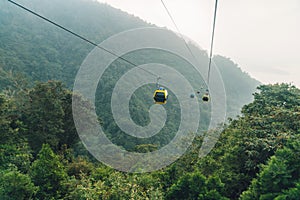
[96,0,300,87]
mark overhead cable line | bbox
[7,0,159,79]
[161,0,219,87]
[207,0,218,86]
[160,0,200,66]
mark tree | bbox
[21,81,78,153]
[240,136,300,200]
[30,144,68,199]
[0,94,32,172]
[65,173,105,200]
[196,84,300,199]
[67,156,94,179]
[166,171,228,200]
[0,167,38,200]
[276,181,300,200]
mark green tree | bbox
[276,181,300,200]
[90,170,164,199]
[240,136,300,200]
[30,144,68,199]
[196,84,300,199]
[65,173,105,200]
[67,156,94,179]
[0,94,32,172]
[166,171,228,200]
[0,167,38,200]
[21,81,78,153]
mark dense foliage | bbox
[0,81,299,199]
[1,0,299,199]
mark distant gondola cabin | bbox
[202,93,210,102]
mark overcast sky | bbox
[96,0,299,87]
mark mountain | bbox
[0,0,259,119]
[1,0,148,86]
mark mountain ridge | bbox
[1,0,260,118]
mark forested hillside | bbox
[0,0,259,118]
[1,81,299,199]
[1,0,299,199]
[1,0,147,86]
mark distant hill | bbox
[0,0,260,118]
[214,55,261,117]
[1,0,148,86]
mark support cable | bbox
[207,0,218,86]
[160,0,199,66]
[161,0,219,88]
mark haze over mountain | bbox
[1,0,260,118]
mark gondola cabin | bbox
[153,87,168,104]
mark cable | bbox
[161,0,219,88]
[207,0,218,86]
[160,0,199,66]
[7,0,159,79]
